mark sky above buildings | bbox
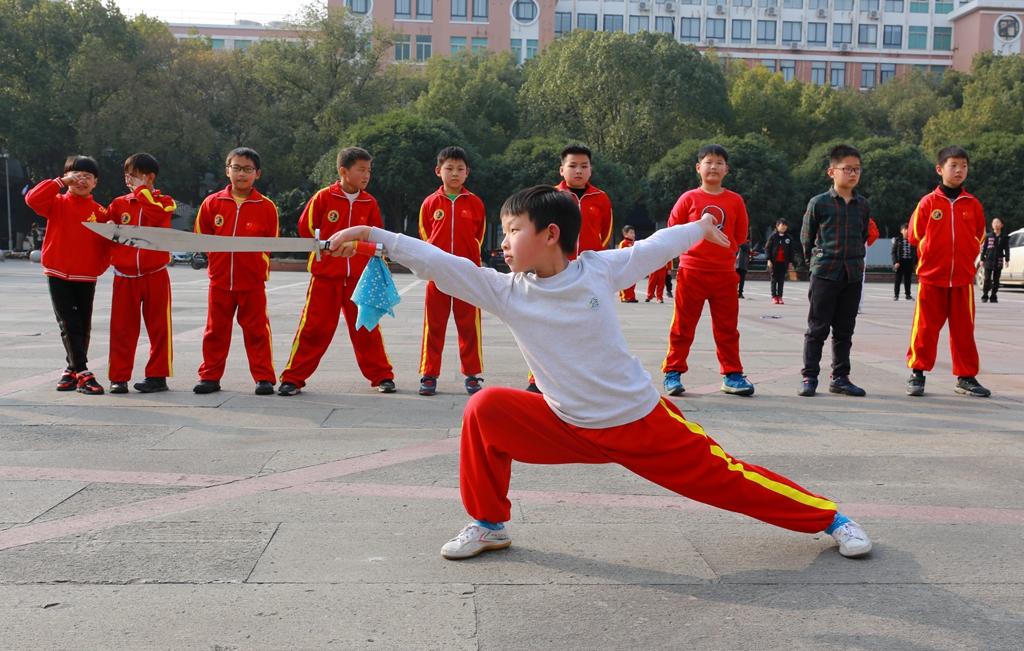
[113,0,310,25]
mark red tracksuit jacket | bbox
[909,186,986,288]
[556,180,613,259]
[418,186,486,264]
[302,183,382,282]
[194,187,279,291]
[108,188,177,275]
[669,188,748,272]
[25,179,111,281]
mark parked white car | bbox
[977,227,1024,288]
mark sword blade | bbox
[83,222,327,254]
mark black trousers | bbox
[802,272,861,378]
[48,276,96,373]
[665,271,673,296]
[770,264,788,298]
[736,268,747,295]
[983,267,1002,299]
[894,263,914,297]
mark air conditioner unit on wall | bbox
[788,41,801,49]
[817,8,828,18]
[716,4,726,14]
[707,38,718,46]
[638,1,650,11]
[840,43,851,51]
[868,9,879,19]
[665,3,676,12]
[766,6,777,16]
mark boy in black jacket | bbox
[980,218,1010,303]
[891,222,916,301]
[765,218,797,304]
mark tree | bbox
[864,69,953,144]
[957,133,1024,233]
[519,30,729,184]
[727,66,806,163]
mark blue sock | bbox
[474,519,505,531]
[825,513,851,535]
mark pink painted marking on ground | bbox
[842,503,1024,524]
[0,466,244,487]
[0,437,459,551]
[684,364,805,396]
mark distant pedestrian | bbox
[736,238,750,299]
[891,222,916,301]
[980,217,1010,304]
[765,218,796,304]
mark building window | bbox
[655,16,675,35]
[883,0,903,9]
[526,39,538,59]
[734,0,753,6]
[605,14,624,32]
[417,0,431,18]
[808,22,827,45]
[760,59,777,72]
[472,0,488,21]
[450,36,466,53]
[781,59,796,80]
[452,0,466,19]
[415,35,432,59]
[883,24,902,47]
[707,18,726,40]
[831,63,846,87]
[395,34,411,60]
[471,37,487,53]
[933,26,951,49]
[930,64,946,74]
[834,0,853,9]
[858,23,877,46]
[681,0,700,4]
[629,15,650,33]
[909,0,927,12]
[757,20,777,44]
[782,21,802,42]
[396,0,411,18]
[234,40,251,50]
[783,0,803,6]
[880,62,896,82]
[811,60,827,84]
[758,0,778,6]
[861,62,876,87]
[578,13,597,30]
[513,0,537,22]
[707,0,726,4]
[833,23,852,44]
[859,0,879,9]
[733,20,752,44]
[555,12,572,34]
[681,17,701,41]
[809,0,828,7]
[935,0,952,12]
[510,38,522,62]
[348,0,371,13]
[908,25,927,49]
[211,38,225,49]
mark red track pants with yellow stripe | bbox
[198,286,275,383]
[662,267,743,375]
[420,281,482,378]
[646,268,667,301]
[280,276,393,388]
[108,269,173,382]
[907,282,979,377]
[460,387,837,532]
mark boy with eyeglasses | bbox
[798,144,871,398]
[193,147,280,396]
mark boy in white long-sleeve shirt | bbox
[328,186,873,561]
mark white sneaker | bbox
[440,523,511,560]
[831,521,873,558]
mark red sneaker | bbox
[76,371,105,395]
[56,370,78,391]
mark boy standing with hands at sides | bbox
[662,144,754,397]
[765,217,796,304]
[891,222,916,301]
[193,147,280,396]
[278,147,396,396]
[328,186,873,561]
[107,154,177,394]
[980,217,1010,304]
[25,155,111,394]
[798,144,870,398]
[906,146,989,398]
[618,225,638,302]
[417,146,486,397]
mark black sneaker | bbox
[955,376,991,397]
[193,380,221,394]
[990,296,998,304]
[644,297,652,302]
[134,377,168,393]
[76,372,104,395]
[829,375,866,396]
[893,295,900,301]
[981,295,989,303]
[906,371,925,397]
[255,380,275,395]
[56,370,78,391]
[797,375,818,397]
[525,382,542,394]
[377,379,396,394]
[278,381,300,396]
[906,295,914,301]
[109,382,129,394]
[738,292,744,299]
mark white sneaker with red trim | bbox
[440,523,511,560]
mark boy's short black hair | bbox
[124,153,159,177]
[937,145,969,166]
[560,143,592,163]
[226,147,261,170]
[437,146,469,167]
[64,155,99,177]
[500,185,580,254]
[776,217,788,227]
[622,224,635,235]
[829,144,861,165]
[697,144,729,164]
[900,222,909,230]
[338,147,372,169]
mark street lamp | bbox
[1,148,11,254]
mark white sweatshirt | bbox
[371,222,703,429]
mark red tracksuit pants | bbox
[420,281,482,378]
[280,276,394,388]
[662,267,743,375]
[619,284,637,302]
[647,268,667,301]
[108,270,173,382]
[198,286,275,383]
[907,282,979,377]
[461,387,838,532]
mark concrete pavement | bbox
[1,259,1022,650]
